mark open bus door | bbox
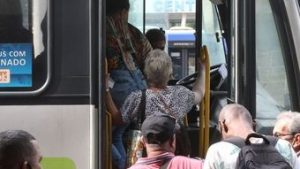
[227,0,300,134]
[139,0,300,160]
[139,0,227,158]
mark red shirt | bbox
[129,152,203,169]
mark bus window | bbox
[255,0,291,132]
[141,0,226,80]
[128,0,144,31]
[140,0,197,80]
[202,0,226,66]
[0,0,49,94]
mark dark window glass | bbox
[0,0,48,93]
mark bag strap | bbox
[224,133,279,148]
[264,135,279,146]
[223,136,245,148]
[137,89,146,129]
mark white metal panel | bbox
[0,105,95,169]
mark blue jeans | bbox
[110,69,147,108]
[112,125,128,169]
[110,68,146,169]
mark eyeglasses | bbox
[273,132,294,138]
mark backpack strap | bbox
[264,135,279,146]
[223,136,245,148]
[137,89,146,129]
[223,133,279,148]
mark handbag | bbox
[125,89,146,167]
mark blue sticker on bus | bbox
[0,43,32,87]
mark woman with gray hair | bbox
[121,49,205,155]
[121,49,205,123]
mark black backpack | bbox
[224,133,292,169]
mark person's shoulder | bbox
[204,141,241,169]
[172,156,203,162]
[170,156,203,167]
[128,165,153,169]
[128,89,143,98]
[121,90,142,109]
[128,23,144,36]
[206,141,241,155]
[168,85,191,93]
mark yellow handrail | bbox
[199,46,210,158]
[105,111,112,169]
[105,58,112,169]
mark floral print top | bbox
[106,16,152,72]
[121,86,195,123]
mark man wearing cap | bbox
[128,115,203,169]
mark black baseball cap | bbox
[141,115,176,144]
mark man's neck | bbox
[147,150,169,157]
[146,145,174,158]
[228,126,255,139]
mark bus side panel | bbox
[0,105,94,169]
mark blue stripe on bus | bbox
[167,32,195,41]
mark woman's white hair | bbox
[144,49,173,86]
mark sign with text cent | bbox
[0,43,32,87]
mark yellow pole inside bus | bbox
[105,58,113,169]
[199,46,210,158]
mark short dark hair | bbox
[106,0,130,16]
[0,130,36,169]
[145,28,166,46]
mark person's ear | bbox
[222,120,228,133]
[168,135,176,152]
[294,133,300,146]
[170,135,176,148]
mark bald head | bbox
[219,104,253,125]
[219,104,254,139]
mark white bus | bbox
[0,0,299,168]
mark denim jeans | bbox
[110,69,147,108]
[112,125,128,169]
[110,68,146,169]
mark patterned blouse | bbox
[106,16,152,72]
[121,85,195,123]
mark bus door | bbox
[0,0,101,169]
[227,0,300,135]
[131,0,227,157]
